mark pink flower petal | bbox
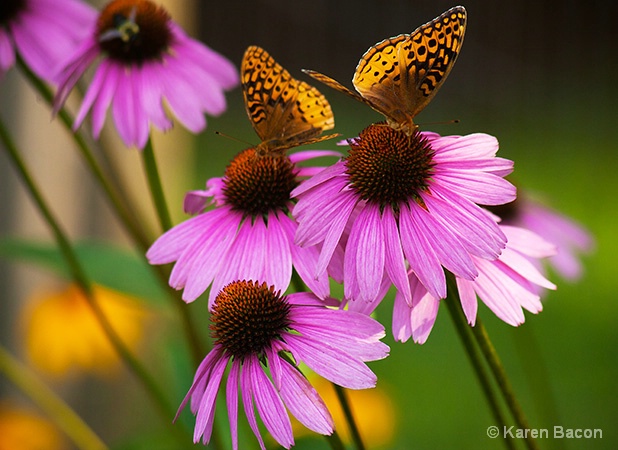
[226,360,241,450]
[283,333,378,390]
[278,358,333,435]
[247,358,294,449]
[399,203,446,299]
[344,202,385,302]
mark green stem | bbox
[444,291,516,450]
[18,56,205,368]
[472,318,540,450]
[0,346,107,450]
[0,118,188,444]
[139,138,206,365]
[17,56,152,251]
[324,430,346,450]
[510,325,561,450]
[141,138,173,231]
[333,383,365,450]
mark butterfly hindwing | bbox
[396,6,467,118]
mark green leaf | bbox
[0,238,168,304]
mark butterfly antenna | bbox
[418,119,460,126]
[214,131,254,147]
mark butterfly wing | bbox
[353,6,467,130]
[241,46,336,154]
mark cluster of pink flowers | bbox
[4,1,593,448]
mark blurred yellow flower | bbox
[21,283,148,378]
[293,375,397,449]
[0,402,66,450]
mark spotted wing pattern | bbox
[306,6,466,135]
[241,46,337,156]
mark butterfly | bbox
[241,46,339,157]
[303,6,467,136]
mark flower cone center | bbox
[97,0,172,64]
[346,124,436,208]
[211,281,291,360]
[0,0,25,25]
[223,148,299,218]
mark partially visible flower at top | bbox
[489,193,594,281]
[0,403,66,450]
[384,225,557,344]
[178,280,388,449]
[21,283,148,377]
[53,0,238,149]
[0,0,95,82]
[293,126,516,305]
[147,148,340,307]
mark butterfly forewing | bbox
[397,6,467,119]
[241,46,336,155]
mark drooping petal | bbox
[192,353,228,444]
[247,357,294,449]
[0,31,15,72]
[399,203,446,299]
[383,206,412,304]
[456,278,478,325]
[240,357,267,450]
[392,293,413,343]
[408,196,478,281]
[278,358,334,435]
[264,211,293,291]
[280,216,330,298]
[226,360,241,450]
[344,202,385,302]
[410,287,440,344]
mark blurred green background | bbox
[1,0,616,449]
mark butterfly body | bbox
[305,6,466,136]
[241,46,338,157]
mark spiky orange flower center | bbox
[210,280,292,360]
[223,148,299,217]
[345,124,436,210]
[97,0,172,64]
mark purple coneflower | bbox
[489,193,594,281]
[179,280,388,449]
[0,0,95,82]
[387,225,557,344]
[147,148,340,307]
[53,0,238,149]
[293,126,516,304]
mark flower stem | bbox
[332,383,366,450]
[472,318,540,450]
[141,138,173,232]
[17,56,206,368]
[17,56,152,251]
[324,430,346,450]
[443,292,516,450]
[0,118,189,444]
[139,138,207,365]
[0,346,107,450]
[510,324,562,448]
